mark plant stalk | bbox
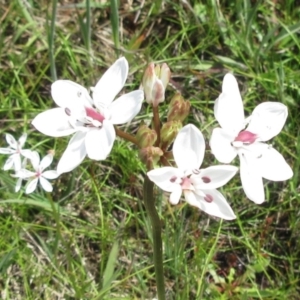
[143,176,166,300]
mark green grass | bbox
[0,0,300,299]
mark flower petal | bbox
[173,124,205,171]
[108,90,144,125]
[210,128,237,163]
[192,165,238,190]
[246,102,288,141]
[147,167,183,193]
[170,185,183,205]
[5,134,17,149]
[258,146,293,181]
[57,131,87,174]
[14,169,36,179]
[214,73,245,134]
[0,148,15,154]
[25,178,38,194]
[15,178,23,192]
[39,177,53,192]
[40,154,53,171]
[18,133,27,148]
[93,57,128,107]
[184,189,236,220]
[32,108,77,137]
[42,170,59,179]
[51,80,92,109]
[85,121,116,160]
[3,155,16,171]
[239,153,265,204]
[29,151,40,171]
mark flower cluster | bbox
[0,133,58,193]
[0,58,293,220]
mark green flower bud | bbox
[142,62,171,107]
[160,120,182,146]
[136,125,157,148]
[167,93,191,122]
[139,146,163,169]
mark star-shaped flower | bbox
[14,151,59,194]
[210,73,293,204]
[32,57,144,174]
[0,133,31,171]
[147,124,238,220]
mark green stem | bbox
[143,176,165,300]
[153,105,161,146]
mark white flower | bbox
[0,133,32,171]
[210,73,293,204]
[147,124,237,220]
[32,57,144,174]
[14,151,59,194]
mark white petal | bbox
[39,177,53,192]
[15,178,23,192]
[246,102,288,142]
[169,185,183,205]
[32,108,77,137]
[210,128,237,163]
[42,170,59,179]
[21,149,34,159]
[173,124,205,171]
[258,146,293,181]
[108,90,144,124]
[18,133,27,148]
[192,165,238,190]
[239,153,265,204]
[51,80,92,109]
[30,151,40,171]
[5,134,17,149]
[93,57,129,107]
[3,156,15,171]
[57,131,87,174]
[0,148,15,154]
[147,167,183,192]
[85,121,116,160]
[184,189,236,220]
[14,169,36,178]
[40,154,53,171]
[214,74,245,134]
[25,178,38,194]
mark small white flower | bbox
[210,73,293,204]
[14,151,59,194]
[147,124,237,220]
[0,133,31,171]
[32,57,144,174]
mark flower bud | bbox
[142,62,171,107]
[167,93,191,122]
[160,120,182,146]
[139,146,163,169]
[136,125,157,148]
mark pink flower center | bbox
[234,130,257,144]
[181,177,192,190]
[85,107,105,123]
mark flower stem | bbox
[115,126,139,146]
[143,176,166,300]
[153,105,161,146]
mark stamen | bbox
[192,169,200,175]
[204,194,213,203]
[170,176,177,183]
